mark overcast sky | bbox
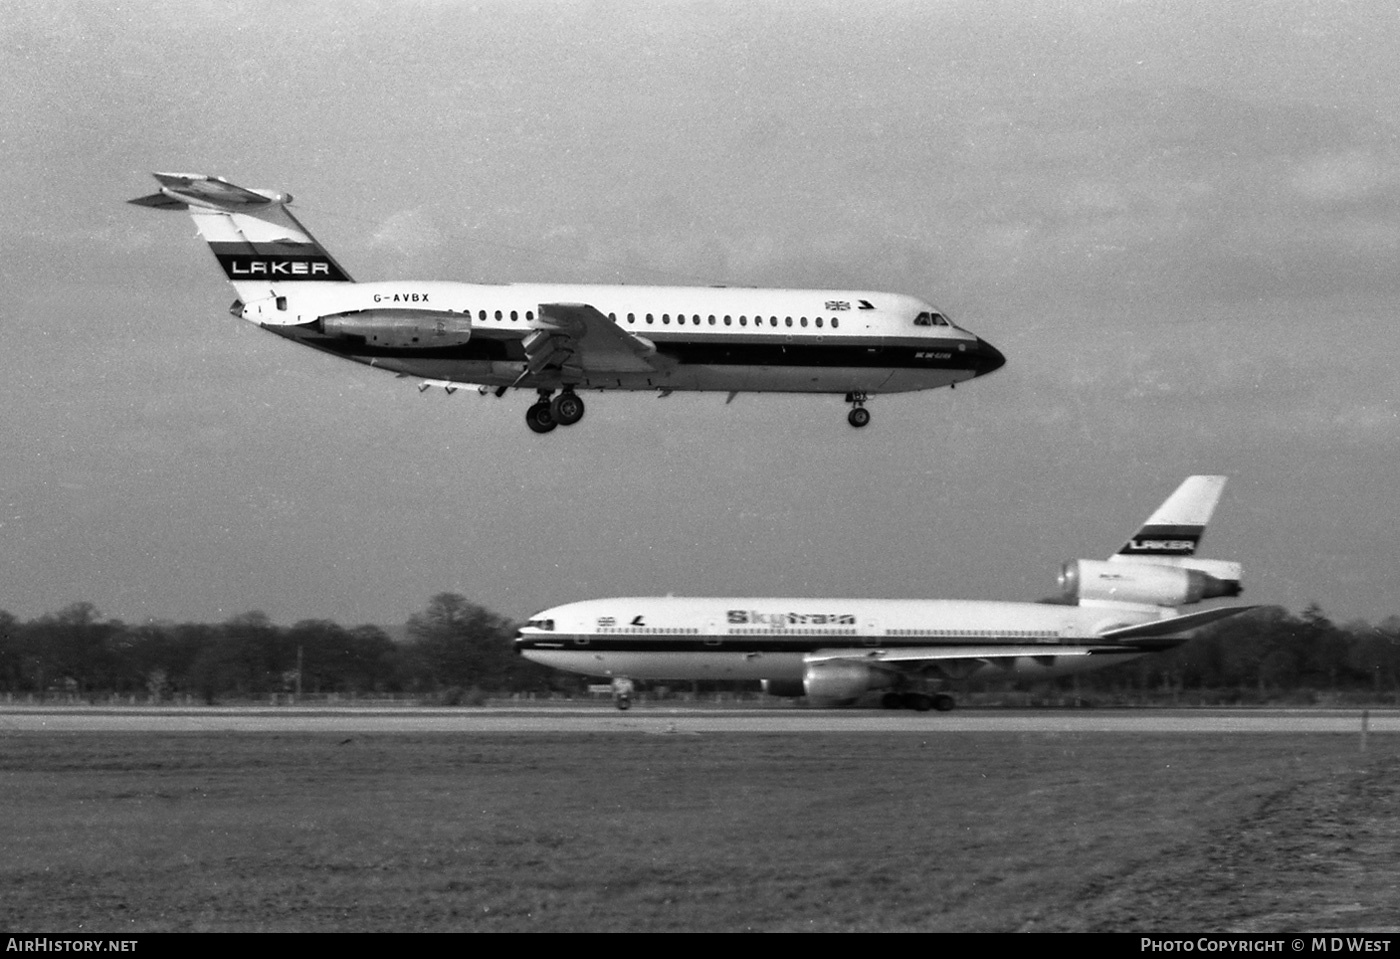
[2,0,1397,628]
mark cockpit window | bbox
[526,618,555,631]
[914,311,950,327]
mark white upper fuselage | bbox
[235,280,1004,394]
[515,595,1173,682]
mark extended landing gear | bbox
[880,691,956,712]
[525,389,586,434]
[525,399,556,434]
[845,392,871,428]
[611,677,634,711]
[551,390,585,426]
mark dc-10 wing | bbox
[806,645,1100,669]
[1097,606,1259,643]
[521,303,674,379]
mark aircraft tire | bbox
[907,693,933,712]
[526,402,557,434]
[933,694,956,712]
[552,392,585,426]
[615,695,631,711]
[881,692,903,710]
[848,407,871,428]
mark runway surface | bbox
[1,704,1396,733]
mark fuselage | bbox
[515,596,1176,684]
[236,280,1005,394]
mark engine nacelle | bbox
[802,660,893,706]
[1059,559,1242,607]
[319,308,472,348]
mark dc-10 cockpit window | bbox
[914,311,951,327]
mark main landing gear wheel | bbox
[551,391,585,426]
[845,391,871,428]
[525,402,556,434]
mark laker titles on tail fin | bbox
[129,172,354,301]
[1058,475,1243,611]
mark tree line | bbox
[0,595,1397,703]
[0,593,557,703]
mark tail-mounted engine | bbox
[1059,559,1242,607]
[318,308,472,348]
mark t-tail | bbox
[1057,475,1243,611]
[129,173,354,302]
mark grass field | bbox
[1,731,1397,932]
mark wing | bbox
[518,303,673,380]
[806,645,1098,668]
[805,644,1103,681]
[1097,605,1259,642]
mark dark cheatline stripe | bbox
[276,328,989,370]
[1118,524,1204,556]
[515,635,1135,654]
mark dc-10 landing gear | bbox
[525,388,586,434]
[845,392,871,428]
[611,677,634,711]
[880,691,956,712]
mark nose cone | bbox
[972,337,1006,377]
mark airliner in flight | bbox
[131,172,1004,431]
[516,476,1255,710]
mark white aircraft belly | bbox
[522,649,807,681]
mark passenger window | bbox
[494,310,502,320]
[510,310,518,321]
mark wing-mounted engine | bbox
[802,659,894,707]
[1059,558,1242,607]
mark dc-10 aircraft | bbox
[131,172,1004,431]
[517,476,1256,710]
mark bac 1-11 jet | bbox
[131,172,1004,431]
[516,476,1256,710]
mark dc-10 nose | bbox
[972,337,1006,377]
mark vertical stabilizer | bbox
[129,172,353,299]
[1110,475,1226,563]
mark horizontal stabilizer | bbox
[1099,605,1258,643]
[128,172,278,212]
